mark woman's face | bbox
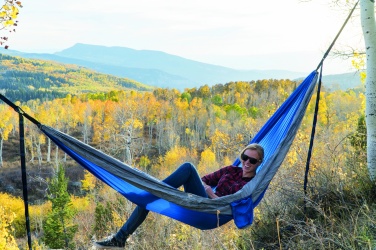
[241,149,262,178]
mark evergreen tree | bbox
[93,201,114,238]
[350,114,367,152]
[42,165,77,249]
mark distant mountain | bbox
[321,72,363,91]
[0,44,362,90]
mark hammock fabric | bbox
[35,70,319,230]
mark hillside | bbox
[0,76,373,249]
[0,44,320,90]
[0,53,154,102]
[1,44,363,91]
[0,46,364,104]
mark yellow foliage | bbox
[286,148,298,166]
[124,118,143,130]
[111,210,125,229]
[31,240,45,250]
[174,98,189,111]
[4,19,13,26]
[351,52,366,83]
[29,201,51,223]
[0,193,23,218]
[139,155,151,169]
[0,105,13,141]
[70,196,91,212]
[198,147,218,173]
[81,170,97,192]
[2,4,10,11]
[211,129,231,157]
[0,205,18,250]
[0,1,19,28]
[11,6,18,19]
[222,156,233,167]
[166,223,196,247]
[158,146,197,175]
[160,146,189,173]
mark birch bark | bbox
[360,0,376,181]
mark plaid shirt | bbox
[201,165,254,197]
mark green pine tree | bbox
[93,201,114,238]
[42,165,77,249]
[350,114,367,152]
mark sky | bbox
[7,0,364,74]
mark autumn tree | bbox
[187,97,208,150]
[323,0,376,181]
[197,147,218,173]
[0,104,13,166]
[81,170,97,193]
[91,100,116,151]
[0,205,18,250]
[0,0,22,48]
[113,97,144,164]
[360,0,376,181]
[142,92,160,146]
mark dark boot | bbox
[93,236,125,249]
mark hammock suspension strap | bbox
[305,0,359,214]
[0,94,33,250]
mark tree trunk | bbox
[55,145,59,165]
[360,0,376,181]
[47,138,51,162]
[37,141,42,166]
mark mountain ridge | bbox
[0,43,362,90]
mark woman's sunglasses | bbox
[241,153,260,164]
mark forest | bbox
[0,74,375,249]
[0,74,376,249]
[0,53,153,103]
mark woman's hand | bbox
[204,184,219,199]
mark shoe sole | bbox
[92,242,124,249]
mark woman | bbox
[94,143,264,249]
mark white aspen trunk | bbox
[360,0,376,181]
[47,138,51,162]
[55,145,59,165]
[125,128,132,164]
[29,135,34,163]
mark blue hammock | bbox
[38,70,318,230]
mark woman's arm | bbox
[203,182,219,199]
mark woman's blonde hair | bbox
[240,143,264,162]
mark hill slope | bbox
[0,53,153,102]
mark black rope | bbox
[316,0,359,70]
[304,0,359,214]
[19,112,32,250]
[0,94,41,127]
[303,65,323,212]
[0,94,39,250]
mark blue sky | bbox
[8,0,363,74]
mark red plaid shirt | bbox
[201,165,254,197]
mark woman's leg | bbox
[113,162,206,243]
[114,205,149,242]
[163,162,207,197]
